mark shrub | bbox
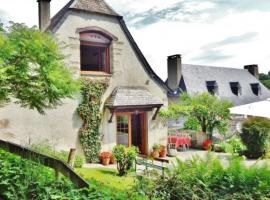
[0,149,144,200]
[113,145,138,176]
[30,142,85,168]
[240,117,270,158]
[220,137,246,154]
[133,154,270,200]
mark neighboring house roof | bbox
[46,0,171,92]
[168,64,270,106]
[106,87,163,108]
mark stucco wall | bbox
[0,10,168,155]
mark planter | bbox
[214,144,222,152]
[100,151,112,166]
[159,145,167,158]
[110,155,117,164]
[102,157,110,166]
[151,150,160,159]
[168,148,177,157]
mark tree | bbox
[0,22,79,113]
[259,73,270,89]
[160,93,233,139]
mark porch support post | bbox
[108,108,115,123]
[152,106,161,120]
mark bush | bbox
[0,149,145,200]
[30,142,85,168]
[220,137,246,154]
[113,145,138,176]
[240,117,270,158]
[133,154,270,200]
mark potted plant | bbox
[110,154,117,164]
[159,145,167,158]
[100,152,111,166]
[151,144,160,158]
[202,139,212,150]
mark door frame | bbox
[115,111,148,155]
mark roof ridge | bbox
[183,64,245,71]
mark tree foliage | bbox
[160,93,233,138]
[0,22,78,113]
[259,72,270,89]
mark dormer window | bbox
[206,81,218,95]
[230,82,241,96]
[250,83,261,96]
[80,32,111,73]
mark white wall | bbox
[0,10,168,155]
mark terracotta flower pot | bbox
[102,157,110,166]
[151,150,160,158]
[159,145,167,158]
[110,155,117,164]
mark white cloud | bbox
[0,0,269,79]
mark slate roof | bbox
[168,64,270,106]
[46,0,171,92]
[106,87,163,108]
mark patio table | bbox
[168,136,192,149]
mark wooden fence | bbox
[0,139,89,188]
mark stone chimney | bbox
[167,54,182,90]
[244,64,259,79]
[37,0,51,31]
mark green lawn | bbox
[76,168,136,191]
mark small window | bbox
[250,83,261,96]
[80,32,111,73]
[206,81,218,95]
[230,82,241,96]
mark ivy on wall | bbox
[77,78,109,163]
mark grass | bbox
[76,168,136,191]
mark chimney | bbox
[37,0,51,31]
[244,64,259,79]
[167,54,182,90]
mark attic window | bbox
[206,81,218,95]
[250,83,261,96]
[230,82,241,96]
[80,32,111,73]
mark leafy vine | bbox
[77,78,109,163]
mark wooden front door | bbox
[116,112,148,155]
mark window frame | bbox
[250,83,261,96]
[80,32,111,74]
[230,82,241,96]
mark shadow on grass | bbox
[95,168,118,176]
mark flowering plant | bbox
[100,151,112,159]
[203,139,212,150]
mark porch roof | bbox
[106,86,163,109]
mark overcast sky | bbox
[0,0,270,80]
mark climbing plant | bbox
[77,78,108,163]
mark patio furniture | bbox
[168,135,192,150]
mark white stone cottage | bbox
[0,0,170,155]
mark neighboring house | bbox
[165,54,270,128]
[0,0,169,155]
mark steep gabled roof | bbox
[47,0,120,31]
[46,0,171,92]
[71,0,120,16]
[168,64,270,106]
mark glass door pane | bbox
[117,115,129,147]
